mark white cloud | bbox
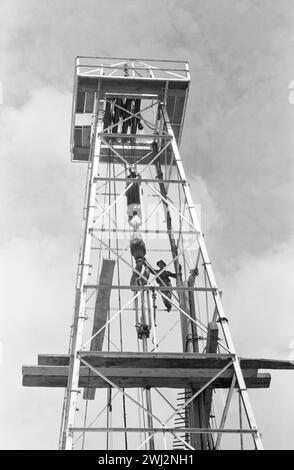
[220,234,294,449]
[0,87,86,243]
[0,87,86,449]
[0,341,3,365]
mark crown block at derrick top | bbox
[70,57,190,163]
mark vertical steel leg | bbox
[161,103,263,450]
[61,94,104,450]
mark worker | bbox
[125,168,142,225]
[105,97,144,136]
[148,260,176,312]
[103,100,112,130]
[131,99,144,134]
[111,98,123,134]
[122,99,132,134]
[120,99,143,135]
[123,63,129,77]
[130,235,150,289]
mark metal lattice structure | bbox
[23,57,294,450]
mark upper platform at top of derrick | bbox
[71,57,190,163]
[75,56,190,88]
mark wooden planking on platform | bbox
[36,352,294,370]
[22,365,270,389]
[24,366,259,379]
[38,352,234,368]
[22,375,271,389]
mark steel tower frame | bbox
[62,57,262,450]
[24,57,294,450]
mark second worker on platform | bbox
[148,260,177,312]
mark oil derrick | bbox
[22,57,294,450]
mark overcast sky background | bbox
[1,0,294,449]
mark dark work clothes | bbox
[122,99,132,134]
[126,173,140,206]
[104,98,142,134]
[131,99,142,133]
[161,289,172,311]
[129,239,149,290]
[148,266,176,311]
[104,101,112,129]
[130,259,150,290]
[112,98,123,133]
[122,99,142,134]
[130,238,146,260]
[149,268,176,287]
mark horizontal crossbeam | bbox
[84,285,216,292]
[69,427,257,435]
[90,228,195,235]
[93,177,187,184]
[98,133,171,140]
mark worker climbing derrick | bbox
[147,260,177,312]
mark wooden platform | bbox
[36,351,294,369]
[22,352,294,390]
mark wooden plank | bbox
[206,322,219,354]
[83,259,115,400]
[203,322,219,429]
[37,352,294,370]
[22,373,271,389]
[91,259,115,353]
[23,366,258,379]
[38,352,235,368]
[240,358,294,370]
[189,321,218,449]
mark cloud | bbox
[2,0,294,258]
[222,233,294,357]
[0,87,87,448]
[0,87,86,243]
[189,173,223,240]
[0,234,78,449]
[220,233,294,449]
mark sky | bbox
[0,0,294,449]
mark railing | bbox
[75,56,190,81]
